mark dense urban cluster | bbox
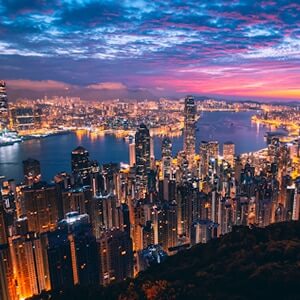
[0,80,274,146]
[1,81,300,300]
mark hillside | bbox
[33,221,300,300]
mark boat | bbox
[0,129,22,147]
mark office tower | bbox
[199,141,209,179]
[183,96,196,167]
[177,184,193,240]
[98,229,133,286]
[161,137,172,179]
[43,229,74,291]
[9,232,51,299]
[22,182,59,233]
[62,187,87,216]
[23,158,41,186]
[150,135,155,168]
[142,220,155,248]
[135,123,151,196]
[89,193,123,236]
[208,141,219,160]
[132,200,146,251]
[223,141,235,167]
[157,201,178,252]
[199,141,219,179]
[129,142,136,167]
[292,177,300,221]
[0,244,16,300]
[102,163,120,194]
[90,160,104,196]
[59,212,99,286]
[71,146,91,183]
[11,107,42,132]
[0,81,9,130]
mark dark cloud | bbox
[0,0,299,100]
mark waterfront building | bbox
[0,81,9,130]
[71,146,91,183]
[23,158,41,186]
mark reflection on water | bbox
[0,111,268,182]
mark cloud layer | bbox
[0,0,300,100]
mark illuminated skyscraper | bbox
[161,137,172,179]
[9,232,51,299]
[98,228,133,286]
[22,182,59,233]
[59,212,100,287]
[223,142,235,167]
[0,81,9,130]
[23,158,41,186]
[129,142,136,167]
[183,96,196,167]
[71,146,91,183]
[135,124,151,196]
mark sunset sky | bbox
[0,0,300,100]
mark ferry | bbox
[0,129,22,147]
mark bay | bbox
[0,111,268,182]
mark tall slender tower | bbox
[183,96,196,167]
[161,137,172,179]
[135,123,151,197]
[0,81,9,130]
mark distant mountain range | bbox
[7,86,157,101]
[32,221,300,300]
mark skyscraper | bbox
[183,96,196,167]
[22,182,59,233]
[23,158,41,186]
[9,232,51,299]
[135,124,151,196]
[98,228,133,286]
[0,81,9,130]
[161,137,172,179]
[223,141,235,167]
[71,146,91,183]
[129,142,136,167]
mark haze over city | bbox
[0,0,300,101]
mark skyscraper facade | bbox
[183,96,196,167]
[0,81,9,130]
[135,124,151,197]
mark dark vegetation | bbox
[32,221,300,300]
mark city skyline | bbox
[0,1,300,101]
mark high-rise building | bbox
[135,124,151,196]
[183,96,196,167]
[98,229,133,286]
[161,137,172,179]
[0,244,16,300]
[0,81,9,130]
[43,229,74,291]
[23,158,41,186]
[22,182,59,233]
[58,212,100,287]
[71,146,91,183]
[9,232,51,299]
[157,201,178,252]
[129,142,136,167]
[11,107,42,132]
[223,141,235,167]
